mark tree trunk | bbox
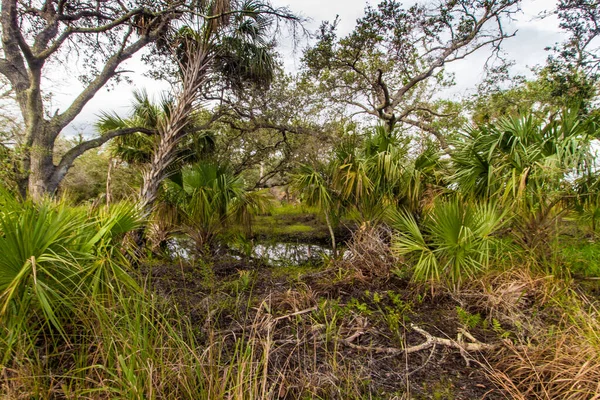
[26,120,59,201]
[325,212,337,258]
[138,48,210,216]
[106,159,114,206]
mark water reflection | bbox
[167,237,331,266]
[253,242,332,266]
[167,238,192,260]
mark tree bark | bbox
[0,0,170,200]
[138,47,212,215]
[324,211,337,258]
[106,159,114,206]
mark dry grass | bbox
[457,268,565,339]
[337,225,398,278]
[461,269,600,399]
[489,298,600,399]
[199,291,376,400]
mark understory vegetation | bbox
[3,109,600,399]
[1,0,600,398]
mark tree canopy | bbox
[301,0,521,149]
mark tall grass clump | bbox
[487,287,600,399]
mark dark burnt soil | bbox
[144,259,507,399]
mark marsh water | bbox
[252,242,332,266]
[167,237,332,266]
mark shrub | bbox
[390,199,508,288]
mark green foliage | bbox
[292,162,338,215]
[161,161,271,253]
[97,90,216,170]
[456,306,483,329]
[0,187,142,359]
[58,143,140,203]
[364,290,413,342]
[562,240,600,277]
[294,126,445,227]
[302,0,519,139]
[471,0,600,122]
[491,318,511,339]
[451,110,599,251]
[390,199,507,288]
[452,111,596,200]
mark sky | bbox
[53,0,564,136]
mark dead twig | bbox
[339,324,501,356]
[272,306,318,322]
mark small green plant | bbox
[234,269,255,293]
[228,233,255,259]
[492,318,511,339]
[363,290,413,342]
[456,306,482,329]
[426,378,456,400]
[562,240,600,277]
[390,200,507,289]
[347,297,371,315]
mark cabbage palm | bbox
[97,89,166,166]
[451,110,599,248]
[138,0,282,212]
[329,126,404,224]
[390,199,507,289]
[293,126,446,255]
[453,110,596,201]
[96,0,285,217]
[334,126,443,223]
[292,162,341,257]
[162,161,270,254]
[97,90,215,206]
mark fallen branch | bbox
[339,324,501,356]
[272,306,318,322]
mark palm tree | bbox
[333,126,442,224]
[292,162,341,257]
[162,161,271,254]
[97,1,289,235]
[292,126,447,257]
[97,90,165,205]
[451,109,598,249]
[97,90,216,205]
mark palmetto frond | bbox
[291,163,337,214]
[162,161,270,252]
[0,189,141,349]
[451,109,597,204]
[390,199,508,289]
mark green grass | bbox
[253,220,314,235]
[270,261,323,280]
[248,201,328,239]
[562,239,600,277]
[269,202,320,216]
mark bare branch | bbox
[52,126,156,185]
[51,30,155,134]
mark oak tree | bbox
[0,0,296,200]
[302,0,521,149]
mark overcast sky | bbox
[55,0,564,136]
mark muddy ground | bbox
[144,256,508,400]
